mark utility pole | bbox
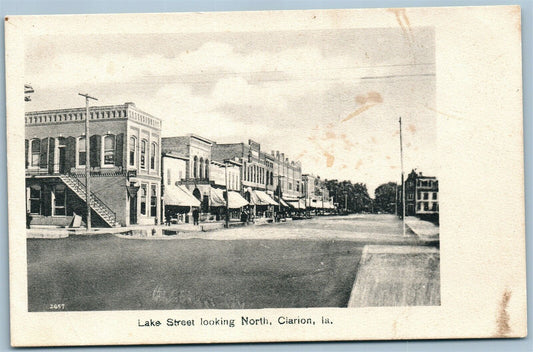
[79,93,98,230]
[395,182,398,216]
[344,191,348,213]
[224,160,230,229]
[399,117,406,237]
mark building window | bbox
[77,137,86,167]
[424,192,429,200]
[199,157,204,179]
[140,183,147,215]
[150,184,157,217]
[432,203,437,211]
[29,185,41,214]
[150,142,157,170]
[31,139,40,167]
[103,135,115,166]
[205,159,209,179]
[129,136,136,166]
[167,168,171,185]
[140,139,147,169]
[433,192,437,200]
[193,156,198,178]
[408,193,414,200]
[53,184,66,216]
[417,203,421,211]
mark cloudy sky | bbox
[25,27,436,195]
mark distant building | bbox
[25,102,162,227]
[162,134,247,221]
[398,169,439,220]
[162,134,213,214]
[270,150,303,206]
[302,174,334,212]
[212,140,278,218]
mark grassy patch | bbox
[27,235,363,311]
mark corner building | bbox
[25,102,162,227]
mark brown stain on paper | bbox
[342,92,383,122]
[496,289,512,336]
[387,8,416,63]
[323,151,335,167]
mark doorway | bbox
[130,194,138,225]
[58,146,66,174]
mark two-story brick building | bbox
[25,102,162,227]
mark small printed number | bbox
[48,304,65,310]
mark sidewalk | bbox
[348,245,440,307]
[404,216,439,240]
[26,220,247,239]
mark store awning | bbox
[278,197,290,208]
[228,191,249,209]
[164,185,201,207]
[287,201,301,209]
[284,197,304,209]
[250,190,278,206]
[307,198,319,209]
[210,188,226,207]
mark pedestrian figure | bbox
[165,210,171,226]
[241,210,248,224]
[26,210,32,229]
[193,208,199,225]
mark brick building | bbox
[25,102,162,227]
[397,169,439,220]
[212,140,278,218]
[270,150,304,210]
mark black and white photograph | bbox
[23,20,439,312]
[6,6,526,346]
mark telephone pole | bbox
[79,93,98,230]
[399,117,406,237]
[224,160,230,229]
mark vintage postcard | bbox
[5,5,526,346]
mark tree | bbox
[325,179,372,213]
[374,182,397,214]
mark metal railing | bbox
[60,174,117,226]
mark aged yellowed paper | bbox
[5,5,525,346]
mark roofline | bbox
[26,103,162,122]
[162,152,189,161]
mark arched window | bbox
[77,137,86,167]
[103,135,115,166]
[193,156,198,178]
[150,142,157,170]
[199,157,204,179]
[205,159,209,179]
[140,139,147,169]
[129,136,136,166]
[31,139,40,167]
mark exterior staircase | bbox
[59,174,121,227]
